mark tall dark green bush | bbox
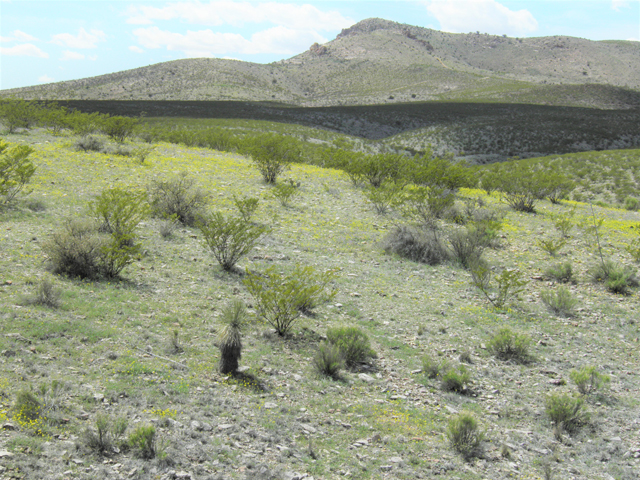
[0,140,36,205]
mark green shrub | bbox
[398,185,456,223]
[382,225,449,265]
[422,355,449,379]
[0,140,36,205]
[590,259,638,295]
[89,187,149,238]
[545,261,575,283]
[545,393,586,434]
[448,227,486,269]
[498,167,548,213]
[540,286,578,317]
[158,216,179,239]
[131,146,154,164]
[447,412,485,459]
[440,365,471,393]
[43,219,106,279]
[74,136,105,153]
[363,183,402,215]
[471,264,528,309]
[69,111,103,137]
[487,327,531,363]
[0,98,41,133]
[82,413,128,455]
[624,196,639,211]
[244,265,336,336]
[570,366,610,395]
[244,134,300,184]
[128,424,159,459]
[543,173,575,204]
[100,115,138,143]
[326,326,376,367]
[270,181,300,207]
[13,390,42,423]
[550,207,576,238]
[22,277,61,308]
[218,300,246,374]
[148,172,210,226]
[232,194,260,222]
[199,212,268,272]
[313,342,343,379]
[537,237,566,257]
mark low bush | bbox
[540,286,578,317]
[448,227,486,269]
[590,259,638,295]
[545,261,575,283]
[569,366,610,395]
[198,212,268,272]
[487,327,532,363]
[244,134,300,184]
[128,424,159,459]
[22,277,61,308]
[624,196,639,211]
[270,181,300,207]
[148,172,210,226]
[313,342,343,379]
[74,136,105,153]
[537,237,566,257]
[545,393,587,434]
[550,207,576,238]
[422,355,449,379]
[326,326,376,367]
[471,264,528,309]
[447,412,485,460]
[440,364,471,393]
[232,194,260,222]
[100,115,138,143]
[363,183,401,215]
[82,413,128,456]
[382,225,449,266]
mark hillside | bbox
[3,18,640,109]
[1,129,640,480]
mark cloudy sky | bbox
[1,0,639,90]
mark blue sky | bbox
[1,0,639,90]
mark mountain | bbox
[3,18,640,109]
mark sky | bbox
[1,0,639,90]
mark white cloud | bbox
[51,28,106,49]
[60,50,85,60]
[612,0,630,11]
[133,25,324,56]
[0,43,48,58]
[125,1,351,31]
[628,37,639,42]
[1,30,38,43]
[426,0,538,36]
[38,75,55,83]
[129,45,145,53]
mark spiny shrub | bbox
[448,227,486,269]
[43,219,106,279]
[545,261,575,284]
[74,136,105,153]
[158,216,179,239]
[271,181,300,207]
[244,265,336,336]
[326,326,376,367]
[232,194,259,222]
[447,412,485,459]
[422,355,449,379]
[590,259,638,295]
[313,342,343,379]
[128,424,159,459]
[487,327,532,363]
[218,300,247,374]
[198,212,268,272]
[440,364,471,393]
[537,237,567,257]
[545,393,587,434]
[148,172,210,226]
[541,286,578,317]
[22,277,61,308]
[569,366,610,395]
[166,329,183,355]
[82,413,128,456]
[382,225,449,266]
[0,140,36,205]
[471,264,528,309]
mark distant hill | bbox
[3,18,640,109]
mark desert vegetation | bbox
[0,100,638,480]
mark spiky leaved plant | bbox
[218,300,247,374]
